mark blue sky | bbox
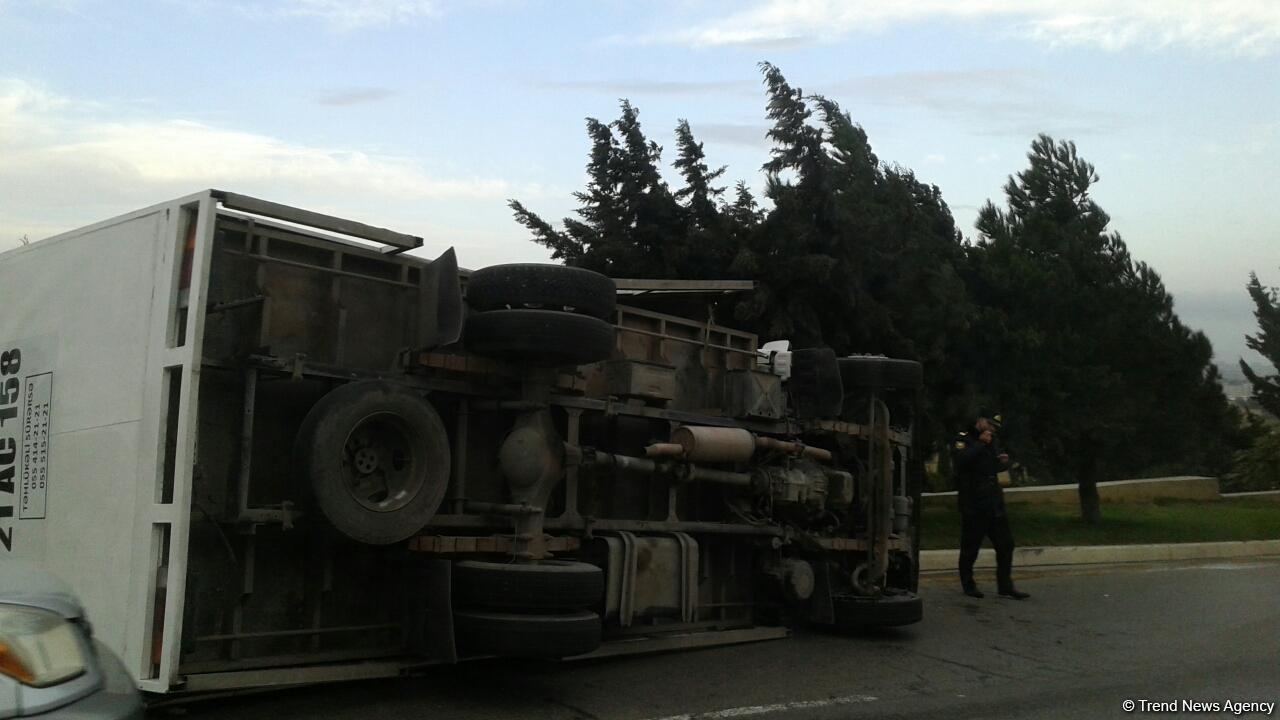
[1,0,1277,369]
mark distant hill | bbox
[1217,362,1247,383]
[1216,363,1255,403]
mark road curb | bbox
[920,539,1280,572]
[922,476,1219,508]
[1221,489,1280,502]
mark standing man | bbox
[952,412,1030,600]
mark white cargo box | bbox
[0,191,426,692]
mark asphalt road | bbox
[159,559,1280,720]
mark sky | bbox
[1,0,1277,370]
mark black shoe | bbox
[962,585,984,599]
[998,587,1030,600]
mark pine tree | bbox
[1230,272,1280,491]
[509,66,1241,486]
[760,62,824,183]
[727,181,761,227]
[508,117,621,272]
[668,120,735,279]
[727,71,974,448]
[1241,272,1280,417]
[510,102,743,281]
[729,65,839,345]
[810,93,972,445]
[673,119,726,230]
[970,135,1238,522]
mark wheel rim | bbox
[340,412,424,513]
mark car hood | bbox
[0,561,85,620]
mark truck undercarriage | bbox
[1,191,923,694]
[176,197,924,691]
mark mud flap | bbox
[417,247,463,351]
[408,558,457,663]
[809,560,836,625]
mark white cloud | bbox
[673,0,1280,55]
[695,122,771,149]
[0,79,515,250]
[170,0,439,31]
[316,86,397,106]
[238,0,438,30]
[1200,122,1279,157]
[546,79,757,96]
[831,69,1129,137]
[47,120,507,197]
[0,79,68,119]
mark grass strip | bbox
[919,499,1280,550]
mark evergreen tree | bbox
[508,65,1241,486]
[673,119,726,230]
[730,68,973,446]
[729,64,839,345]
[669,119,733,279]
[508,117,621,272]
[727,181,763,228]
[969,135,1238,522]
[1241,272,1280,417]
[510,102,743,280]
[1231,273,1280,491]
[760,62,824,182]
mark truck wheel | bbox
[838,356,923,391]
[454,610,602,658]
[295,381,450,545]
[830,592,923,629]
[453,560,604,611]
[465,309,615,366]
[466,264,617,319]
[790,348,843,419]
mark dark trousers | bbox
[959,512,1015,590]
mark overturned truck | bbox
[0,191,923,694]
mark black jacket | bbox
[951,428,1009,517]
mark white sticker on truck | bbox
[1,339,53,551]
[20,372,52,519]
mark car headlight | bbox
[0,605,89,687]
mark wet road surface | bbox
[158,559,1280,720]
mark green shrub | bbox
[1227,429,1280,492]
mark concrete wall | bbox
[1221,490,1280,503]
[923,476,1220,509]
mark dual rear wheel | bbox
[455,264,614,656]
[464,264,617,367]
[452,559,605,658]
